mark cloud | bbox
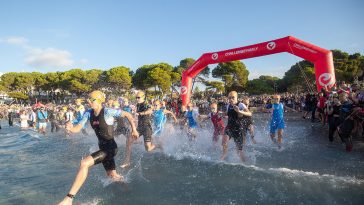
[2,35,84,69]
[4,36,28,45]
[25,48,74,68]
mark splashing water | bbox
[0,113,363,205]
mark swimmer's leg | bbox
[57,156,95,205]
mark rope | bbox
[288,42,315,93]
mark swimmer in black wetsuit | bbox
[121,91,158,168]
[221,91,252,162]
[58,90,139,205]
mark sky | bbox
[0,0,363,80]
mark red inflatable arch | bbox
[180,36,335,107]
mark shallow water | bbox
[0,113,363,205]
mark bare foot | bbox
[110,173,124,182]
[146,144,156,152]
[251,138,257,144]
[57,196,73,205]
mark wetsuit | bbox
[49,110,59,132]
[224,103,245,150]
[240,103,253,133]
[267,103,285,134]
[137,102,153,143]
[185,110,198,128]
[184,109,199,140]
[328,104,340,142]
[338,101,354,142]
[78,108,124,171]
[208,112,225,142]
[153,109,165,137]
[8,112,14,126]
[73,105,85,124]
[123,105,132,113]
[115,105,132,136]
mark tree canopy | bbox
[0,49,362,101]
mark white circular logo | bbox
[267,42,276,50]
[180,86,188,95]
[318,73,335,86]
[212,53,218,60]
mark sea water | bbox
[0,113,363,205]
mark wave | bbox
[79,198,102,205]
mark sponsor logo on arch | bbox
[212,53,219,60]
[266,42,276,50]
[293,43,317,54]
[180,86,188,95]
[318,73,335,87]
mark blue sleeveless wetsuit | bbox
[153,109,165,137]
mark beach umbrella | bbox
[33,102,45,108]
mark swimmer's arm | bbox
[152,124,163,137]
[238,109,252,117]
[67,111,89,133]
[139,107,153,116]
[262,103,273,112]
[68,123,83,133]
[284,105,297,112]
[163,109,178,122]
[234,106,252,117]
[121,111,137,132]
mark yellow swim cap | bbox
[113,101,120,108]
[89,90,106,103]
[75,98,84,103]
[63,106,68,111]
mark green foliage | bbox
[246,78,275,95]
[8,91,28,100]
[205,81,225,93]
[105,66,132,91]
[132,66,154,90]
[281,60,315,92]
[133,63,180,93]
[85,69,103,88]
[1,49,362,98]
[281,50,364,91]
[58,69,92,94]
[174,58,210,78]
[0,72,18,91]
[332,50,364,81]
[31,72,48,91]
[212,61,249,92]
[14,73,34,92]
[69,79,91,94]
[0,84,6,92]
[44,72,61,91]
[149,67,171,93]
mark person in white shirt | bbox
[65,108,74,122]
[19,110,29,129]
